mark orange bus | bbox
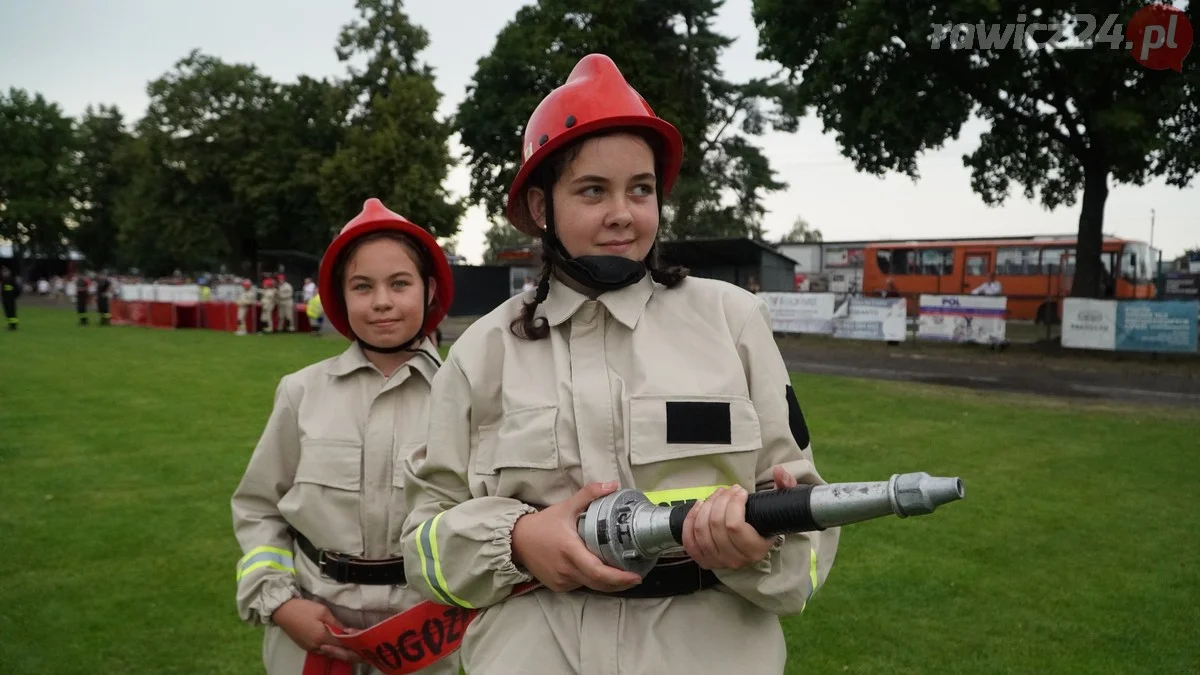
[861,235,1160,323]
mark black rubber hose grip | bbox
[668,484,820,541]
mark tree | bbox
[483,218,534,264]
[125,51,280,274]
[120,52,351,276]
[456,0,792,241]
[72,104,132,270]
[780,216,823,243]
[753,0,1198,298]
[321,0,464,239]
[0,88,75,264]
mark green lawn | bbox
[0,306,1196,674]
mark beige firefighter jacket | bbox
[231,341,454,659]
[400,274,840,675]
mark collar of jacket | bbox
[327,338,441,382]
[542,273,655,330]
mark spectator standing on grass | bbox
[75,275,91,326]
[276,274,296,333]
[259,277,278,334]
[236,279,256,336]
[231,198,457,675]
[305,291,324,336]
[96,273,113,326]
[2,266,21,331]
[400,54,839,675]
[302,276,316,302]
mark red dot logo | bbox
[1128,4,1193,72]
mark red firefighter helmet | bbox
[263,278,276,289]
[241,279,252,289]
[505,53,684,237]
[318,198,454,341]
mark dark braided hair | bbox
[509,129,689,341]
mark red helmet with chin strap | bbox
[505,53,684,238]
[317,198,454,341]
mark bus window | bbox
[965,253,988,276]
[876,249,892,274]
[876,248,917,275]
[997,247,1040,275]
[1040,247,1069,275]
[921,248,953,275]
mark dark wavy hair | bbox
[510,129,688,340]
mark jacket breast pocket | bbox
[472,405,562,502]
[628,394,762,488]
[288,439,363,554]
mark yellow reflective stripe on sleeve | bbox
[809,545,819,592]
[643,485,728,506]
[239,560,296,580]
[236,546,296,581]
[416,513,474,609]
[802,545,820,611]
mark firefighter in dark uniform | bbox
[1,266,20,331]
[96,274,113,326]
[76,275,91,326]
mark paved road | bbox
[778,344,1200,409]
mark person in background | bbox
[259,277,278,334]
[96,273,113,326]
[276,274,296,333]
[302,277,316,303]
[971,273,1002,296]
[2,266,20,331]
[236,279,256,336]
[75,275,91,326]
[305,292,324,337]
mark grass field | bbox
[1,306,1197,674]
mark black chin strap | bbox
[540,179,648,294]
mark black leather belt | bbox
[289,527,407,585]
[589,558,720,598]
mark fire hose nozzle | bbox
[578,472,964,575]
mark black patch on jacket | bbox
[665,401,731,444]
[785,385,811,449]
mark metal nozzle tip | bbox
[892,472,965,516]
[925,476,965,506]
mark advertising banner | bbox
[1062,298,1118,350]
[916,294,1007,345]
[1115,301,1199,353]
[759,292,836,334]
[832,297,907,342]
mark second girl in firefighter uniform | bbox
[401,54,840,675]
[231,198,457,675]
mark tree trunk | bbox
[1070,165,1109,298]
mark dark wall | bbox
[449,265,512,317]
[759,253,795,292]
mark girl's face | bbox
[342,237,435,347]
[527,132,659,262]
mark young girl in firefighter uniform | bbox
[400,54,840,675]
[232,198,457,675]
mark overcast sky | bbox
[2,0,1195,263]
